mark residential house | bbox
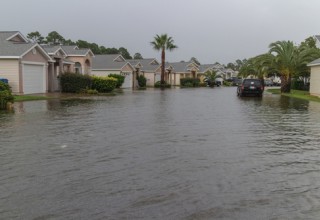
[0,31,52,94]
[128,58,160,86]
[61,46,94,74]
[42,45,73,92]
[91,54,135,88]
[162,61,200,86]
[307,58,320,97]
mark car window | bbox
[243,80,261,86]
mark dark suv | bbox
[237,79,264,97]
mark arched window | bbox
[75,62,82,74]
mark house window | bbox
[75,62,82,74]
[32,48,37,55]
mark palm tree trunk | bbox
[280,74,291,93]
[161,48,165,85]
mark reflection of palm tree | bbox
[151,34,177,86]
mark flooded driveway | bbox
[1,87,320,219]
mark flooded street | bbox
[1,87,320,219]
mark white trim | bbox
[0,56,20,59]
[20,44,52,61]
[113,55,126,62]
[307,62,320,67]
[6,31,29,43]
[21,61,48,66]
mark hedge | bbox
[59,72,92,93]
[0,81,14,110]
[180,78,200,87]
[108,74,125,88]
[92,76,117,93]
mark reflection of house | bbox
[128,59,160,86]
[307,58,320,97]
[91,54,135,88]
[0,31,52,94]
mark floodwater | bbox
[1,87,320,220]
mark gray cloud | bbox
[1,0,319,64]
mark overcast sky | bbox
[1,0,320,64]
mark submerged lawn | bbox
[14,95,53,102]
[268,89,320,103]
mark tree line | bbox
[225,36,320,93]
[26,31,143,59]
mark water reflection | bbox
[1,88,320,219]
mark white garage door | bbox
[23,64,46,94]
[121,72,132,88]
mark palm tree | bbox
[268,40,319,93]
[151,34,178,86]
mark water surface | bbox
[1,87,320,219]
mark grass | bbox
[267,88,320,103]
[13,95,53,102]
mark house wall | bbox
[0,59,20,93]
[22,48,48,63]
[168,73,180,86]
[310,66,320,97]
[91,70,121,77]
[143,72,156,86]
[67,54,92,74]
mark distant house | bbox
[0,31,52,94]
[128,58,160,86]
[61,46,94,75]
[307,58,320,97]
[42,45,74,92]
[91,54,135,88]
[163,61,200,86]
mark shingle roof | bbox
[166,61,199,73]
[92,54,132,70]
[0,31,35,57]
[42,45,62,54]
[61,45,92,56]
[308,58,320,66]
[199,64,216,73]
[128,58,160,72]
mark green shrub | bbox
[92,76,117,93]
[180,78,200,87]
[0,90,14,110]
[199,82,207,87]
[154,81,171,88]
[137,75,147,88]
[86,89,99,94]
[291,79,309,91]
[223,81,232,86]
[59,72,92,93]
[0,81,10,91]
[108,74,125,88]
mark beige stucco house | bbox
[61,46,94,75]
[307,58,320,97]
[0,31,53,94]
[128,58,160,87]
[91,54,135,88]
[161,61,200,86]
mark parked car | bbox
[237,79,264,97]
[264,79,273,86]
